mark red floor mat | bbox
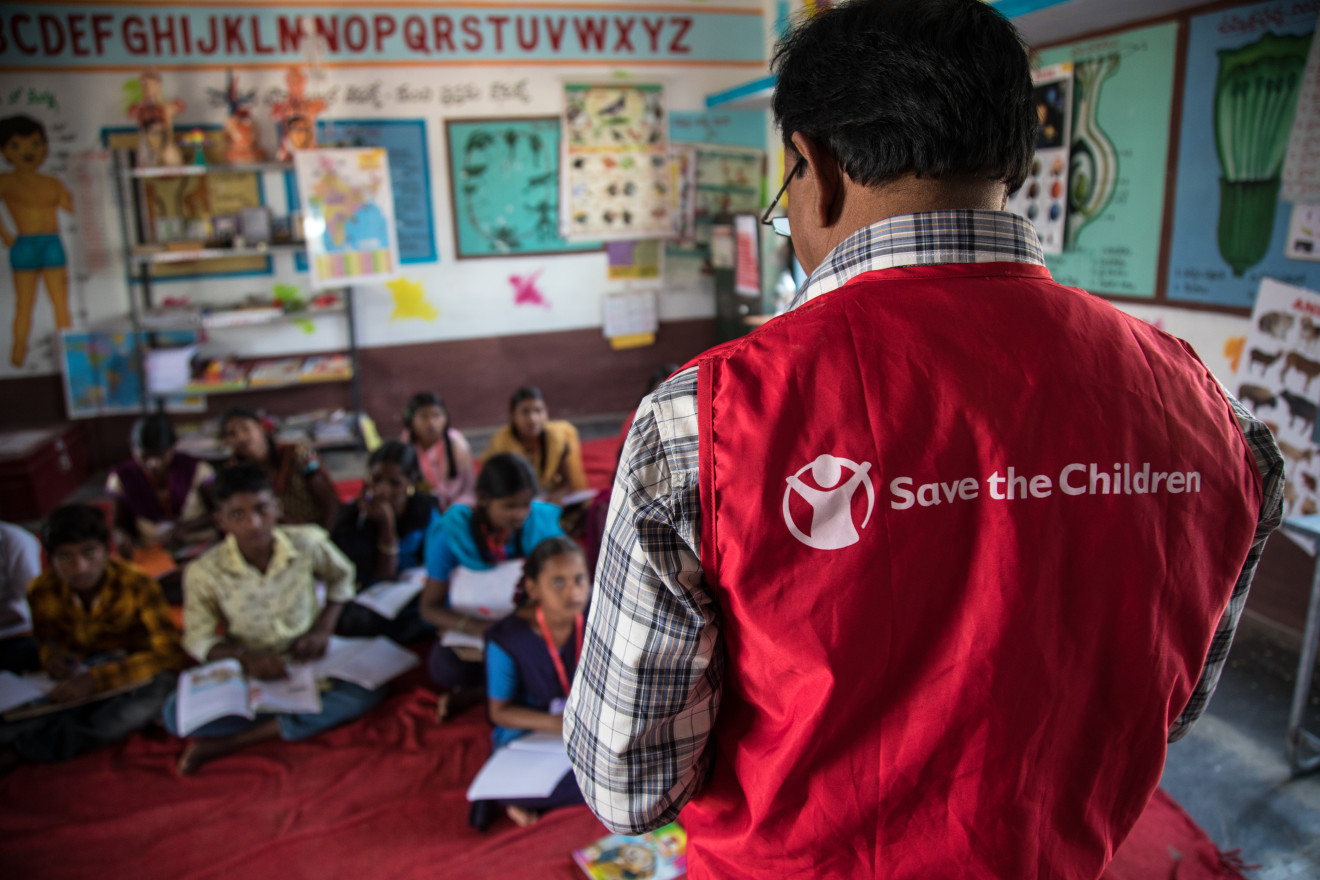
[0,688,1247,880]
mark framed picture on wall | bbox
[445,116,599,259]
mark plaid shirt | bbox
[27,557,186,692]
[563,210,1285,835]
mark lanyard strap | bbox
[535,605,583,697]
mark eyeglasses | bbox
[761,156,804,237]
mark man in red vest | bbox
[565,1,1284,876]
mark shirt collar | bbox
[219,528,297,576]
[789,209,1046,310]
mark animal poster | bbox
[1032,21,1178,296]
[562,82,671,241]
[1236,277,1320,519]
[293,147,399,290]
[445,116,597,259]
[1166,1,1317,308]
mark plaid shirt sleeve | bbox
[564,367,724,835]
[1168,389,1285,742]
[87,568,186,691]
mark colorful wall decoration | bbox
[1166,0,1317,308]
[1033,21,1178,297]
[446,116,596,259]
[561,82,670,241]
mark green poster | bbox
[1034,22,1178,297]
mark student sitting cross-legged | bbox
[474,536,589,830]
[163,463,384,775]
[0,504,185,772]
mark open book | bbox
[308,636,419,689]
[352,568,427,620]
[175,660,321,736]
[440,559,526,653]
[465,732,574,801]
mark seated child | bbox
[219,407,340,530]
[478,536,590,828]
[402,391,477,513]
[0,505,185,771]
[106,413,216,551]
[482,387,589,505]
[420,453,564,718]
[0,520,41,672]
[331,441,438,643]
[163,463,383,775]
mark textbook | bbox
[0,671,49,714]
[352,568,427,620]
[308,636,419,690]
[572,822,688,880]
[175,659,320,736]
[465,732,574,801]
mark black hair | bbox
[509,386,545,412]
[219,407,278,466]
[517,536,586,606]
[771,0,1036,193]
[131,413,177,452]
[646,364,679,397]
[368,439,421,482]
[403,391,455,480]
[470,452,540,564]
[212,463,273,503]
[42,504,110,553]
[0,115,47,150]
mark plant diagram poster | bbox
[1032,21,1178,297]
[1166,1,1316,308]
[446,116,597,259]
[294,147,399,290]
[562,82,671,241]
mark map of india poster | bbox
[294,148,400,290]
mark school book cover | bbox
[571,821,686,880]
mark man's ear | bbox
[789,132,845,228]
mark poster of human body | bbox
[1032,22,1178,296]
[562,83,670,241]
[1166,1,1317,308]
[294,147,399,289]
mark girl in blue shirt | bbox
[476,536,589,829]
[420,452,563,717]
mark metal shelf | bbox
[131,242,306,266]
[124,161,294,179]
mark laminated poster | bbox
[1235,277,1320,525]
[1166,1,1317,308]
[294,148,400,290]
[1032,21,1178,296]
[562,83,671,241]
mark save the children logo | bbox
[783,454,875,550]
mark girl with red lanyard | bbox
[476,536,589,829]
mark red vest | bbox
[684,263,1261,879]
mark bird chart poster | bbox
[446,116,598,259]
[1235,277,1320,519]
[1031,21,1178,297]
[294,147,400,290]
[561,82,672,241]
[1166,1,1317,309]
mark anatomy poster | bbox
[1166,1,1316,308]
[446,116,596,259]
[562,82,670,241]
[1235,277,1320,518]
[1032,21,1178,296]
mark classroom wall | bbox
[0,0,765,431]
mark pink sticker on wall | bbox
[510,269,550,308]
